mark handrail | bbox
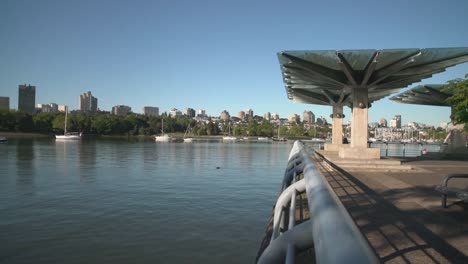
[257,141,378,264]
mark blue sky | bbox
[1,0,467,126]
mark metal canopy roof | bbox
[389,84,452,106]
[277,48,468,106]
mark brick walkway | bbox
[314,154,468,263]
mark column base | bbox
[325,143,348,152]
[339,147,380,159]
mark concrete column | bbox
[332,104,344,145]
[325,104,345,151]
[338,87,380,159]
[350,88,368,148]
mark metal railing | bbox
[370,142,442,157]
[257,141,378,264]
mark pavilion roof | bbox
[389,84,452,106]
[277,48,468,106]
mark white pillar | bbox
[350,88,368,148]
[325,104,345,151]
[338,87,380,159]
[332,104,344,145]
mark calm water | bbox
[0,138,294,264]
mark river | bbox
[0,138,294,263]
[0,138,441,263]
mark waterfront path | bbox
[314,151,468,263]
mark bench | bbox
[435,174,468,208]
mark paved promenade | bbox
[314,151,468,263]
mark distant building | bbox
[18,84,36,113]
[316,116,328,125]
[379,118,387,127]
[37,104,50,112]
[288,114,300,123]
[220,110,230,120]
[390,115,401,128]
[238,111,245,121]
[143,106,159,117]
[197,109,207,118]
[112,105,131,116]
[79,91,98,112]
[185,108,195,118]
[37,103,58,113]
[369,122,380,129]
[246,108,254,120]
[169,108,182,117]
[264,112,271,121]
[303,110,315,123]
[49,103,58,112]
[272,113,279,120]
[440,121,449,130]
[0,96,10,110]
[58,105,67,112]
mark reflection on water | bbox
[0,138,293,263]
[15,139,35,192]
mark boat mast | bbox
[64,106,68,135]
[161,118,164,135]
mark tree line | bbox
[0,110,331,138]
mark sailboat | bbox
[183,124,193,142]
[272,121,287,142]
[155,118,173,142]
[223,122,237,141]
[55,106,81,140]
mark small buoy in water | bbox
[216,166,221,169]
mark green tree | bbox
[288,124,305,138]
[0,109,16,131]
[442,74,468,131]
[32,112,56,133]
[15,112,34,132]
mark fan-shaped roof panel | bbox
[389,84,452,106]
[278,48,468,106]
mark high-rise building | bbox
[169,108,182,117]
[197,109,207,118]
[379,118,387,127]
[316,116,328,125]
[220,110,230,120]
[272,113,279,120]
[246,108,254,120]
[238,111,245,121]
[18,84,36,113]
[58,105,67,112]
[288,114,300,123]
[0,97,10,110]
[390,115,401,128]
[303,110,315,123]
[112,105,131,116]
[79,91,98,112]
[143,106,159,117]
[185,108,195,118]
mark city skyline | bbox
[1,86,443,128]
[1,0,467,126]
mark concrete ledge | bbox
[324,143,349,151]
[339,147,380,159]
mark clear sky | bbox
[1,0,467,126]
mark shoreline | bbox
[0,132,51,138]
